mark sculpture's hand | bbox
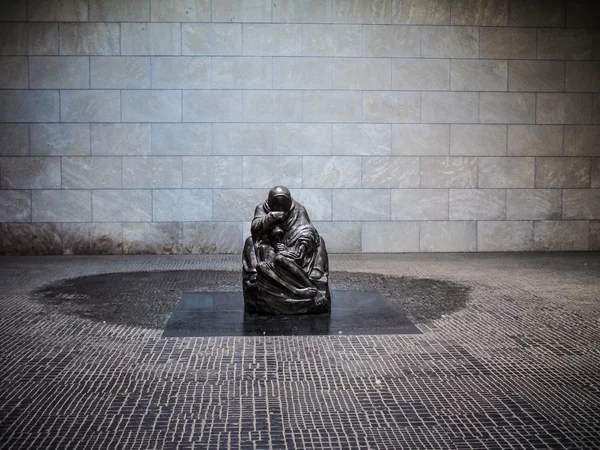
[279,250,300,259]
[276,243,287,252]
[269,211,287,221]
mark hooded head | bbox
[267,186,293,212]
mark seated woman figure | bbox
[242,186,330,315]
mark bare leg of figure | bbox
[272,254,317,298]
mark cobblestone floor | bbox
[0,253,599,449]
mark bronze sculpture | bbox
[242,186,331,315]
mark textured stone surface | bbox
[30,124,90,157]
[392,125,449,156]
[61,90,121,123]
[392,0,449,24]
[508,125,563,156]
[212,0,271,22]
[182,156,242,188]
[304,24,361,57]
[32,190,91,223]
[61,156,122,189]
[508,0,565,27]
[91,124,151,156]
[92,190,152,222]
[122,90,182,123]
[477,221,534,251]
[334,58,390,90]
[537,29,593,60]
[363,91,420,123]
[28,23,59,55]
[362,222,419,252]
[451,0,508,26]
[0,190,31,222]
[312,221,361,252]
[0,90,59,122]
[421,92,478,123]
[421,26,479,58]
[534,221,589,251]
[421,157,477,188]
[0,124,29,156]
[508,61,564,92]
[242,156,302,188]
[566,62,600,93]
[479,27,536,59]
[333,189,390,220]
[420,221,476,252]
[152,124,211,156]
[59,23,119,55]
[391,189,448,220]
[290,189,332,221]
[0,23,28,55]
[151,57,210,89]
[567,0,600,27]
[89,0,150,21]
[153,189,212,222]
[29,56,88,89]
[1,0,598,254]
[212,189,265,221]
[213,57,272,89]
[183,90,241,122]
[450,125,506,156]
[213,124,272,155]
[535,157,591,188]
[591,221,600,250]
[564,126,600,156]
[183,23,241,56]
[333,124,390,155]
[0,157,61,189]
[275,124,332,156]
[151,0,210,22]
[303,91,361,122]
[449,189,505,220]
[479,157,535,188]
[537,94,593,125]
[480,93,535,124]
[392,58,449,91]
[243,90,302,122]
[362,157,419,188]
[0,223,62,255]
[123,222,183,254]
[243,24,300,56]
[122,23,181,56]
[333,0,391,24]
[90,57,150,89]
[28,0,88,21]
[0,56,28,88]
[183,222,243,254]
[303,156,361,188]
[563,190,600,220]
[362,25,420,57]
[62,223,123,255]
[506,189,562,220]
[272,0,333,23]
[122,157,182,189]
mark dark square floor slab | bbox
[163,290,421,337]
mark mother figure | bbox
[242,186,331,315]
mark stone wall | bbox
[0,0,598,254]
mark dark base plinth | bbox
[162,290,421,337]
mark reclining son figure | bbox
[242,186,331,315]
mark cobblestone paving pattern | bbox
[0,253,599,449]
